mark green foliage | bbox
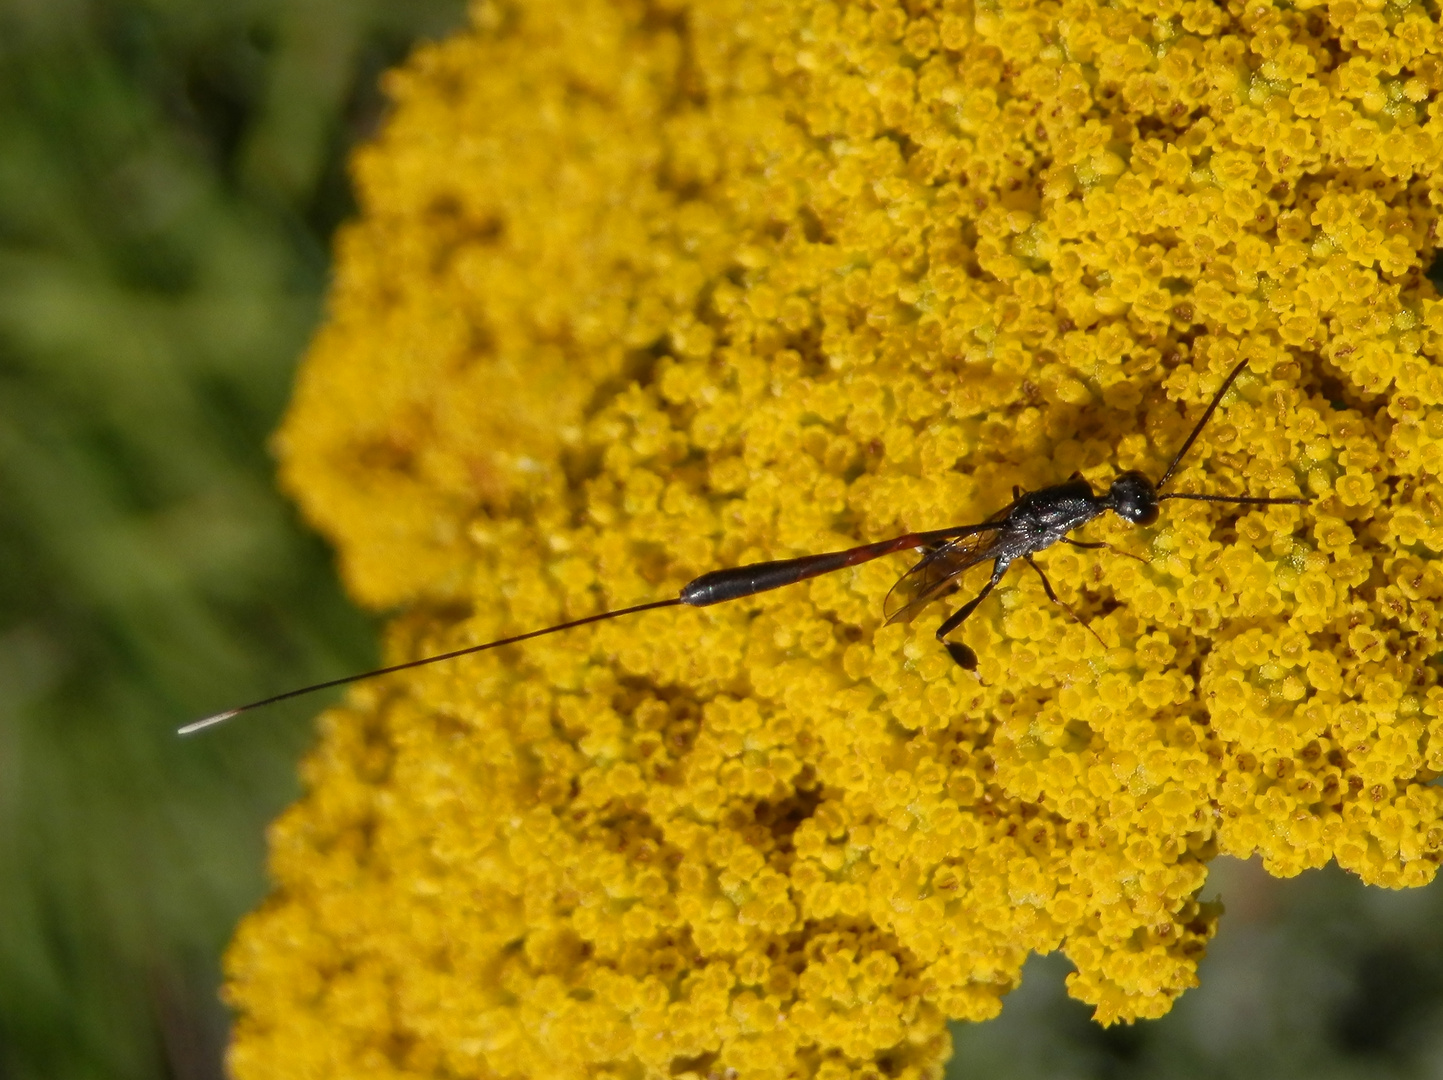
[0,1,463,1077]
[949,856,1443,1080]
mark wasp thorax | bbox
[1108,471,1160,525]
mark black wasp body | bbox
[183,360,1310,733]
[681,467,1190,670]
[1005,478,1103,544]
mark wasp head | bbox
[1107,471,1160,525]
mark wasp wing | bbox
[882,530,1002,625]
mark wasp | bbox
[182,359,1308,734]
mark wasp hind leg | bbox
[936,563,1008,670]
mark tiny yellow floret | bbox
[229,0,1443,1076]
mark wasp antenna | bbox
[1160,493,1310,506]
[1156,360,1250,493]
[178,598,684,735]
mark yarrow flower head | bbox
[230,0,1443,1075]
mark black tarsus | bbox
[183,359,1311,733]
[933,561,1008,669]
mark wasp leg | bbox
[1061,536,1148,564]
[935,563,1008,670]
[1025,555,1106,649]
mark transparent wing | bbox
[882,531,1001,625]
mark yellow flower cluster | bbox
[230,0,1443,1075]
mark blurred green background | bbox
[2,1,1443,1078]
[0,1,465,1077]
